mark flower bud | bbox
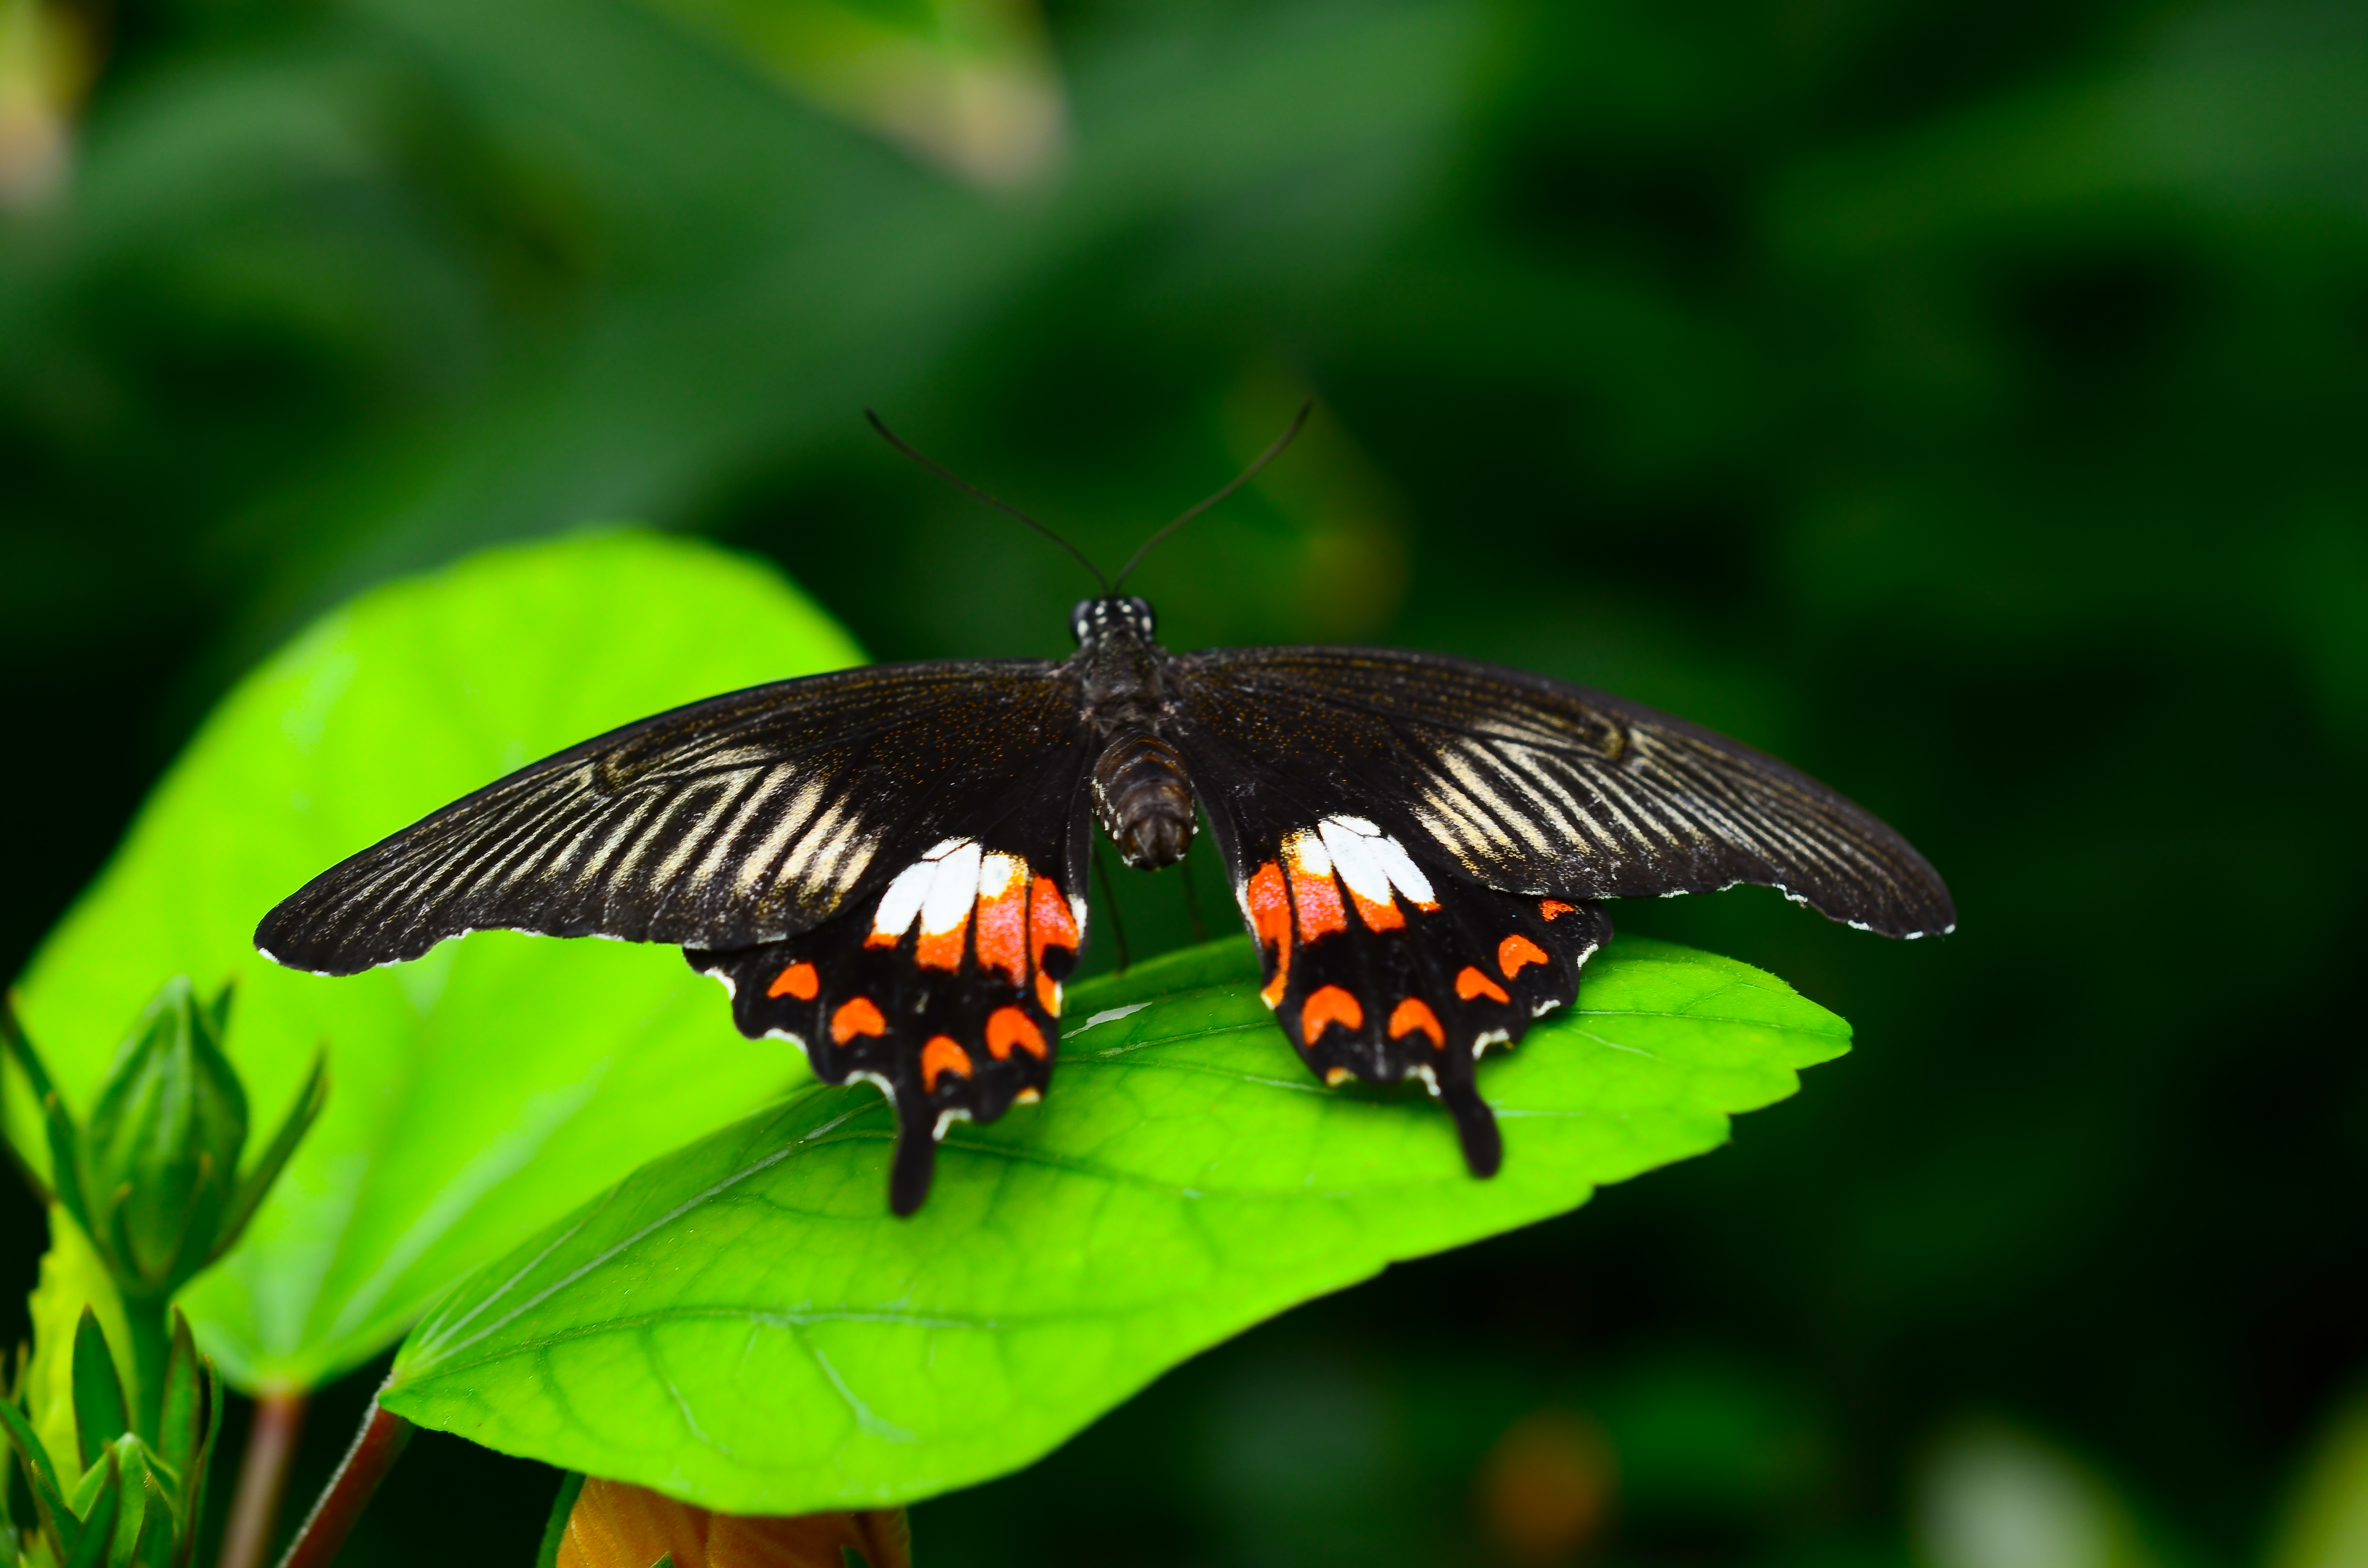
[75,978,247,1298]
[5,976,324,1308]
[556,1477,911,1568]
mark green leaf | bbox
[0,1377,80,1558]
[70,1311,129,1471]
[382,934,1848,1515]
[154,1313,201,1509]
[7,531,867,1391]
[26,1208,136,1493]
[59,1451,112,1568]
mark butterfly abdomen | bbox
[1092,733,1196,869]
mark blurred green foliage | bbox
[2,0,2364,1563]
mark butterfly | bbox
[255,408,1954,1213]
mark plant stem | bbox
[274,1399,411,1568]
[219,1391,308,1568]
[124,1293,172,1439]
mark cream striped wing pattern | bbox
[1170,646,1954,939]
[255,660,1091,976]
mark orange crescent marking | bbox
[1246,861,1292,1007]
[1456,966,1510,1004]
[921,1035,973,1091]
[1036,971,1063,1017]
[830,996,887,1043]
[766,961,819,1001]
[1388,996,1445,1047]
[985,1006,1047,1061]
[1299,985,1364,1044]
[1499,934,1550,979]
[1350,890,1405,932]
[863,930,899,950]
[1539,899,1576,921]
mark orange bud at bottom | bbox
[559,1477,912,1568]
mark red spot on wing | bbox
[1036,972,1063,1017]
[831,996,887,1043]
[766,961,819,1001]
[1247,861,1291,1007]
[975,873,1028,985]
[1456,966,1510,1004]
[1539,899,1576,921]
[916,909,970,972]
[1499,934,1549,979]
[921,1036,973,1091]
[1288,862,1347,942]
[1028,877,1078,969]
[1389,996,1445,1047]
[985,1006,1047,1060]
[1349,890,1404,931]
[863,930,898,950]
[1300,985,1364,1043]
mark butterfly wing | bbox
[257,658,1098,1214]
[1172,646,1952,934]
[254,659,1088,973]
[685,784,1090,1215]
[1166,645,1951,1170]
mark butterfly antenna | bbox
[866,409,1110,592]
[1112,401,1313,589]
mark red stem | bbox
[219,1391,308,1568]
[273,1399,413,1568]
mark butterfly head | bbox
[1070,595,1156,648]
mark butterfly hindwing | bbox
[1219,809,1612,1172]
[687,803,1091,1213]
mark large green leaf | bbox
[382,933,1848,1513]
[7,532,865,1391]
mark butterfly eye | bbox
[1126,597,1155,636]
[1069,600,1095,644]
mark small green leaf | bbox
[216,1052,326,1262]
[383,934,1849,1514]
[0,1382,80,1557]
[154,1313,201,1508]
[59,1451,113,1568]
[26,1208,135,1493]
[71,1311,129,1472]
[6,532,866,1391]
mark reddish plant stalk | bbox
[274,1399,413,1568]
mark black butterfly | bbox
[255,410,1953,1214]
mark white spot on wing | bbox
[1363,831,1435,906]
[869,857,937,941]
[1319,819,1393,907]
[977,851,1023,900]
[1283,828,1332,881]
[921,840,984,935]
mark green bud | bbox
[76,979,247,1300]
[3,979,325,1310]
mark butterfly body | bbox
[257,591,1952,1214]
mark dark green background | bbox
[4,0,2364,1563]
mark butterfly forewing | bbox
[1171,646,1955,940]
[255,661,1087,973]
